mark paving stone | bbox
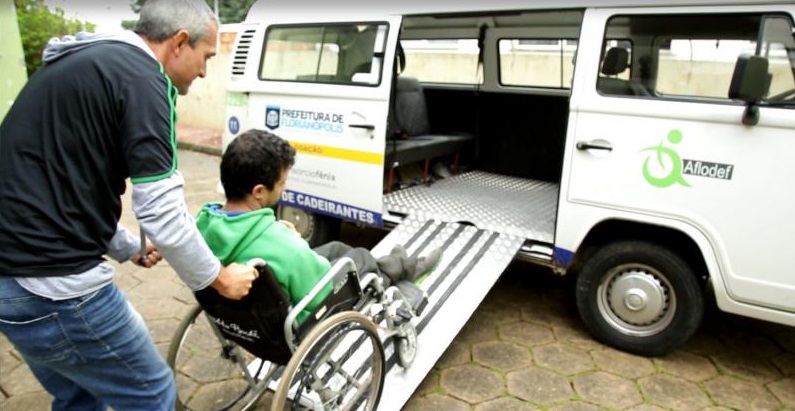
[654,350,718,382]
[533,343,593,376]
[128,270,185,300]
[147,317,182,344]
[477,302,523,325]
[0,363,43,396]
[0,392,52,409]
[771,352,795,376]
[572,371,642,409]
[591,348,655,379]
[155,341,171,359]
[625,404,668,411]
[475,397,539,411]
[112,271,141,290]
[172,283,197,305]
[499,322,555,347]
[548,401,600,411]
[403,393,470,411]
[457,312,499,344]
[0,347,22,376]
[703,375,782,410]
[440,364,504,403]
[551,323,604,351]
[710,352,782,383]
[638,374,711,410]
[473,341,531,371]
[436,342,471,369]
[507,367,572,405]
[521,304,575,328]
[414,369,440,396]
[491,278,541,307]
[766,377,795,408]
[134,297,193,321]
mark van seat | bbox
[386,76,472,190]
[597,48,651,96]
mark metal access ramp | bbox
[371,215,524,411]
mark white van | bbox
[223,0,795,365]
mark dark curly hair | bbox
[220,129,296,201]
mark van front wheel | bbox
[575,241,704,357]
[276,205,340,247]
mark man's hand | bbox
[210,263,259,300]
[130,240,162,268]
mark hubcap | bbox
[276,206,313,238]
[597,264,676,337]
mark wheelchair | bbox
[166,256,427,411]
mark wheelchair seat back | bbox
[193,264,293,365]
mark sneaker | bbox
[390,243,408,259]
[410,248,442,282]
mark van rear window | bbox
[261,23,389,86]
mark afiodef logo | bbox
[641,129,735,188]
[641,129,690,188]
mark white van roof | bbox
[247,0,790,20]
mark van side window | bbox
[498,38,578,89]
[400,39,483,84]
[600,13,795,107]
[260,23,388,86]
[760,16,795,106]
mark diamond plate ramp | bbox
[371,215,524,411]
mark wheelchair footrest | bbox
[395,281,428,322]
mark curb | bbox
[177,141,222,157]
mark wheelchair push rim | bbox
[271,311,385,411]
[167,305,273,411]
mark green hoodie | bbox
[196,204,332,323]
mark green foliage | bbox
[127,0,257,24]
[14,0,95,75]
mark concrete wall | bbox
[176,27,237,130]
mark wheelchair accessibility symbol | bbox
[641,129,690,188]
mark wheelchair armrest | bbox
[284,256,359,351]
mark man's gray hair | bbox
[134,0,219,47]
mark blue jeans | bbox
[0,277,175,410]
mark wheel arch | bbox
[566,218,710,288]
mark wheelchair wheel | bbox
[167,305,273,411]
[271,311,385,411]
[396,322,418,369]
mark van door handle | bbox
[348,123,375,130]
[576,140,613,151]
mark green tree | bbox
[125,0,257,25]
[14,0,95,75]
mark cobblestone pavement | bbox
[1,149,793,410]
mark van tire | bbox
[276,205,339,247]
[575,241,704,356]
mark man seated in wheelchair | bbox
[196,128,442,325]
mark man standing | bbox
[0,0,257,409]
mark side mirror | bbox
[728,54,769,125]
